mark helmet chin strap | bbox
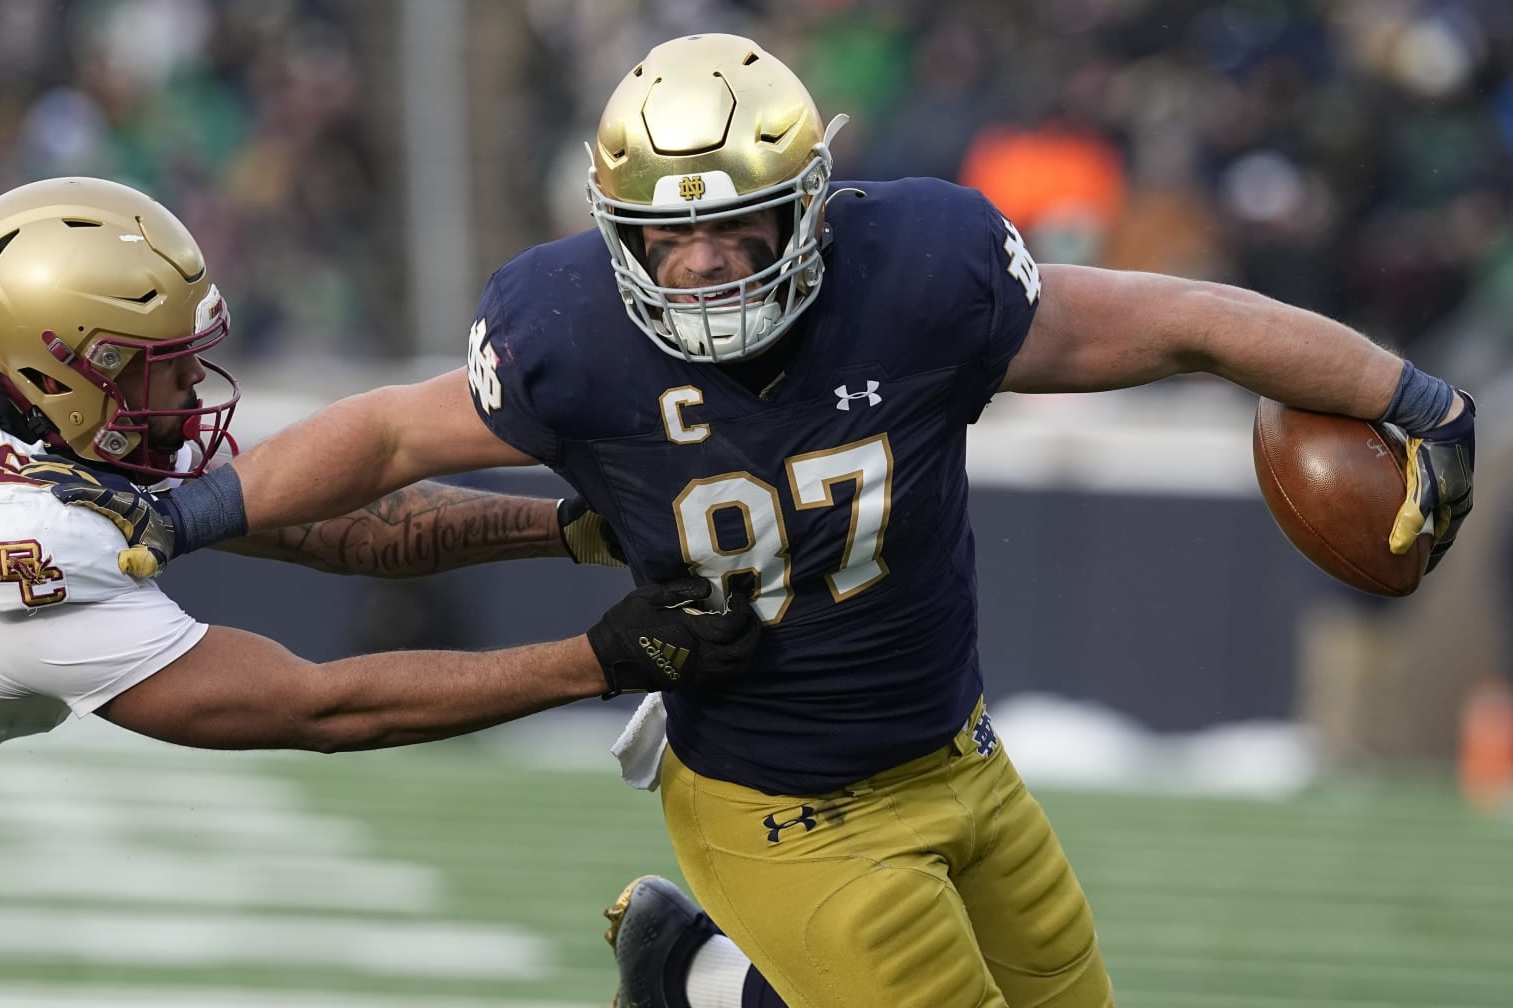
[179,401,239,464]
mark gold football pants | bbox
[659,701,1114,1008]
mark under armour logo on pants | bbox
[763,805,818,843]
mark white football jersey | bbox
[0,430,206,744]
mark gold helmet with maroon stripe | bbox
[0,177,237,480]
[587,34,848,363]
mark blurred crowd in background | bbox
[2,0,1511,390]
[526,0,1513,389]
[0,0,388,359]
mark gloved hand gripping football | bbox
[1387,391,1475,574]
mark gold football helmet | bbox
[587,34,848,362]
[0,177,237,480]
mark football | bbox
[1252,397,1432,597]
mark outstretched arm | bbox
[100,626,603,751]
[234,368,531,533]
[1001,264,1421,418]
[33,400,619,579]
[1000,263,1473,568]
[96,579,757,753]
[219,480,567,577]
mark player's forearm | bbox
[98,625,607,752]
[217,481,567,576]
[168,370,535,557]
[232,387,428,532]
[307,636,604,752]
[1176,281,1404,419]
[1006,267,1409,414]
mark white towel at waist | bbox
[610,693,668,791]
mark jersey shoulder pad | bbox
[466,230,633,461]
[826,178,1040,418]
[833,179,1039,333]
[0,482,137,613]
[845,177,1036,292]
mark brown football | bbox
[1252,398,1431,597]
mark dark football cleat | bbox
[604,874,719,1008]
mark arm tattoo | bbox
[220,481,565,577]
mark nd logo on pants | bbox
[659,703,1115,1008]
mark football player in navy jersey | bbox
[63,32,1476,1008]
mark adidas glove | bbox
[587,577,760,697]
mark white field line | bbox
[0,760,306,807]
[0,845,441,911]
[3,715,301,759]
[3,800,369,853]
[4,730,440,911]
[0,986,592,1008]
[0,909,551,980]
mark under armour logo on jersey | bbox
[763,805,817,843]
[834,381,881,411]
[972,712,999,757]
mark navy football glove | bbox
[1388,391,1475,574]
[558,495,626,567]
[587,577,760,697]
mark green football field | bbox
[4,721,1512,1008]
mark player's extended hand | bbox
[1388,391,1475,574]
[18,458,177,578]
[587,577,760,697]
[557,495,626,567]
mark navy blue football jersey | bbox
[469,178,1040,795]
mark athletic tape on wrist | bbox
[1379,360,1454,436]
[162,463,248,554]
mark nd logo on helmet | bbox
[677,175,706,201]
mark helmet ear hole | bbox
[18,368,71,396]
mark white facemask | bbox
[587,116,849,364]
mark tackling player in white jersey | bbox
[0,176,760,750]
